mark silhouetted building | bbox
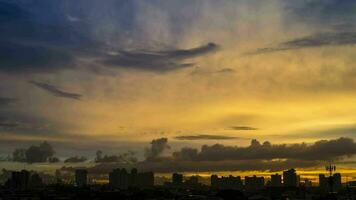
[320,173,342,192]
[271,173,282,187]
[184,176,200,187]
[283,169,297,187]
[137,171,154,188]
[245,175,264,191]
[129,168,138,187]
[211,175,243,189]
[319,174,328,191]
[172,173,183,186]
[109,168,154,189]
[5,170,30,190]
[109,168,128,189]
[333,173,342,191]
[75,169,87,187]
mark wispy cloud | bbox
[230,126,258,131]
[249,32,356,54]
[175,134,239,141]
[30,81,82,100]
[102,43,219,72]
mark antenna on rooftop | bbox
[325,162,336,193]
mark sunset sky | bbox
[1,0,356,176]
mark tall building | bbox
[184,176,199,187]
[319,173,342,192]
[333,173,342,191]
[138,172,154,187]
[271,173,282,187]
[283,169,297,187]
[6,170,30,190]
[211,175,243,189]
[172,173,183,185]
[245,176,264,191]
[319,174,328,191]
[109,168,154,189]
[109,168,128,189]
[75,169,88,187]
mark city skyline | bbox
[2,0,356,182]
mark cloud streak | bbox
[250,32,356,54]
[230,126,258,131]
[175,134,239,141]
[30,81,82,100]
[102,43,219,72]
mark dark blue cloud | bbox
[285,0,356,30]
[102,43,219,72]
[0,0,219,73]
[249,32,356,54]
[30,81,82,100]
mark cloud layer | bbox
[251,32,356,54]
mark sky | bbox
[1,0,356,175]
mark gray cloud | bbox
[250,32,356,54]
[30,81,82,100]
[0,41,74,74]
[216,68,235,74]
[64,156,88,163]
[144,138,170,160]
[175,134,239,141]
[230,126,258,131]
[80,159,319,174]
[102,43,218,72]
[286,0,356,30]
[173,137,356,162]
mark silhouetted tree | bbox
[12,148,26,162]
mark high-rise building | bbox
[283,169,297,187]
[319,173,342,192]
[138,172,154,187]
[245,176,264,191]
[211,175,243,189]
[6,170,30,190]
[184,176,199,187]
[333,173,342,191]
[109,168,154,189]
[75,169,87,187]
[319,174,328,191]
[271,173,282,187]
[109,168,128,189]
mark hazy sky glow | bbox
[1,0,356,176]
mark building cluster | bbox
[108,168,154,189]
[164,173,201,188]
[210,168,343,192]
[211,175,243,189]
[73,168,154,189]
[4,170,43,190]
[319,173,342,192]
[3,167,344,194]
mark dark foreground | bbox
[1,185,356,200]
